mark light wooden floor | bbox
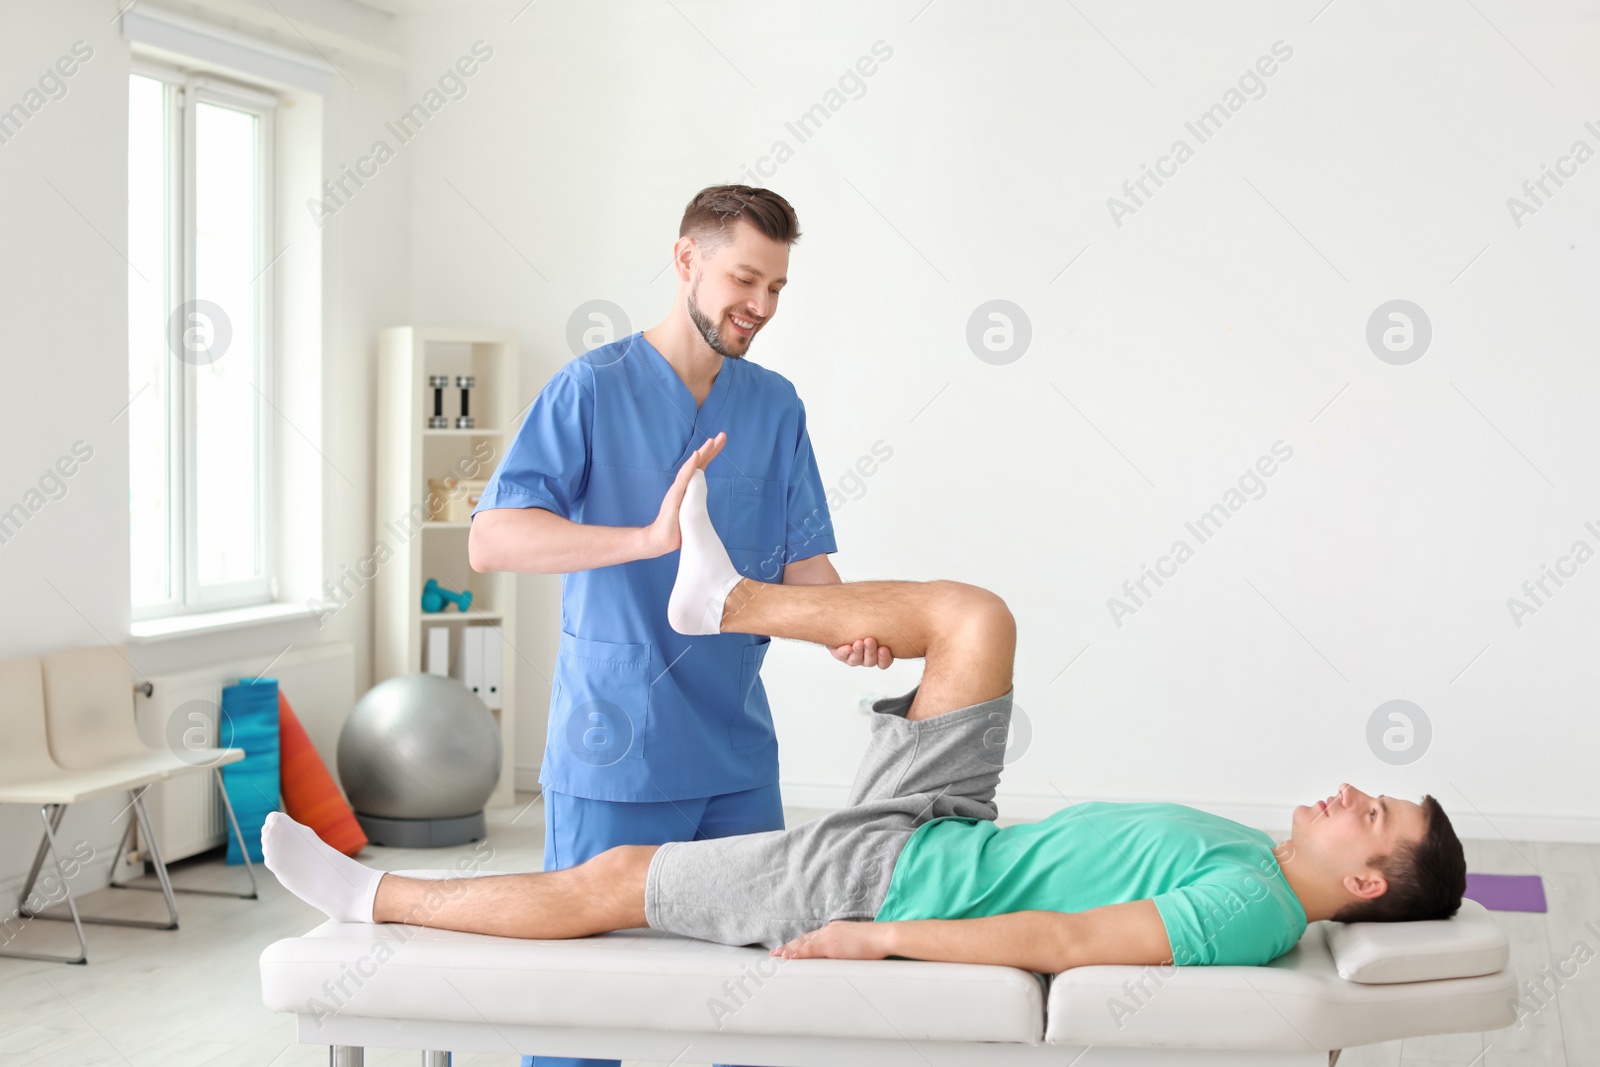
[0,794,1595,1066]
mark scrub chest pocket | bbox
[720,474,786,553]
[552,631,650,763]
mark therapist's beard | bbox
[686,278,746,360]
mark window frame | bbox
[130,61,279,623]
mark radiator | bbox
[131,642,355,864]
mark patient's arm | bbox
[774,901,1173,973]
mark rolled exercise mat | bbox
[220,676,281,865]
[279,691,368,856]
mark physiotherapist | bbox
[468,185,890,1067]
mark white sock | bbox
[261,810,384,924]
[667,469,743,636]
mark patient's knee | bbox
[580,845,655,891]
[575,846,654,929]
[937,582,1015,644]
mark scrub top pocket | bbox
[552,631,650,763]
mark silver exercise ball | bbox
[337,673,502,847]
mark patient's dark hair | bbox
[1332,796,1465,924]
[679,185,801,259]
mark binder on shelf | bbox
[456,625,486,703]
[426,627,450,677]
[483,626,503,710]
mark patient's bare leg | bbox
[721,577,1014,721]
[263,807,653,939]
[667,468,1014,719]
[371,844,653,938]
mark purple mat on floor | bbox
[1464,873,1546,912]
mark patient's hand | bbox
[830,637,893,669]
[772,920,889,960]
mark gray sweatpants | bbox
[643,685,1012,949]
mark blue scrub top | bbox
[472,331,837,802]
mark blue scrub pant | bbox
[524,784,786,1067]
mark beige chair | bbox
[0,646,258,964]
[0,655,165,963]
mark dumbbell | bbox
[421,578,474,614]
[455,375,475,429]
[428,375,451,429]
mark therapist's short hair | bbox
[681,185,801,258]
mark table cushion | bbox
[261,870,1045,1045]
[1325,898,1509,983]
[1045,920,1516,1050]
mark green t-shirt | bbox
[874,801,1307,967]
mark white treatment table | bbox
[260,871,1517,1066]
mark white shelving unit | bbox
[375,327,519,809]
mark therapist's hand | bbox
[831,638,893,669]
[641,432,727,558]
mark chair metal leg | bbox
[330,1046,364,1066]
[131,780,182,916]
[422,1053,451,1066]
[0,804,92,964]
[215,764,260,897]
[18,789,180,931]
[15,801,68,912]
[110,766,260,900]
[17,789,136,908]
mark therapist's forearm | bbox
[469,507,654,574]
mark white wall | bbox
[0,0,409,893]
[399,1,1600,841]
[2,0,1595,861]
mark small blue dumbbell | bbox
[421,578,474,614]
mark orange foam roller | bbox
[278,691,368,857]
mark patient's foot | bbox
[261,810,384,923]
[667,468,743,636]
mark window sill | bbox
[128,601,317,643]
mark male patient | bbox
[263,462,1467,972]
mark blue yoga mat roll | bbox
[220,676,281,865]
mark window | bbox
[128,66,277,620]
